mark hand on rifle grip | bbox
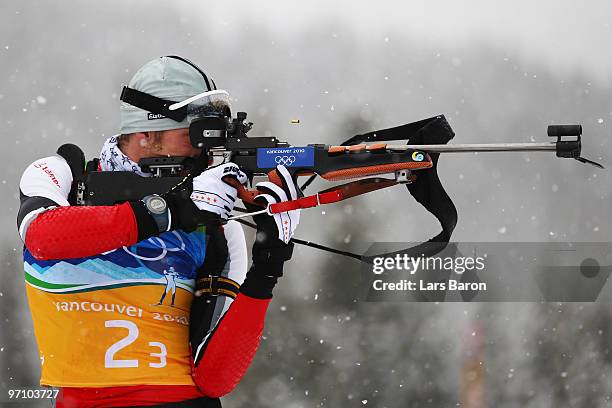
[266,169,284,189]
[189,162,247,219]
[222,176,262,206]
[222,169,289,207]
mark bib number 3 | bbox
[104,320,167,369]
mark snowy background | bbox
[1,0,611,406]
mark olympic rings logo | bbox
[274,155,296,166]
[121,231,187,261]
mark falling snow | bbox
[1,6,611,408]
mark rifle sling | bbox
[340,115,458,262]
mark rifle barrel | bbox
[389,142,557,153]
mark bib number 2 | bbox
[104,320,167,369]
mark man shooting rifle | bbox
[17,56,300,407]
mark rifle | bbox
[73,113,603,262]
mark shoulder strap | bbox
[56,143,86,205]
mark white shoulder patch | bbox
[20,155,72,206]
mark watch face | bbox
[147,196,167,214]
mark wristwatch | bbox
[142,195,170,232]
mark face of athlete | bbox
[143,128,202,158]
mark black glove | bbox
[163,176,221,232]
[130,162,247,240]
[129,175,221,241]
[240,165,300,299]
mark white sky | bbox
[198,0,612,84]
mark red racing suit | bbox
[18,153,273,407]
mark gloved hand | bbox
[252,164,301,245]
[240,165,301,299]
[132,162,246,236]
[190,163,247,219]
